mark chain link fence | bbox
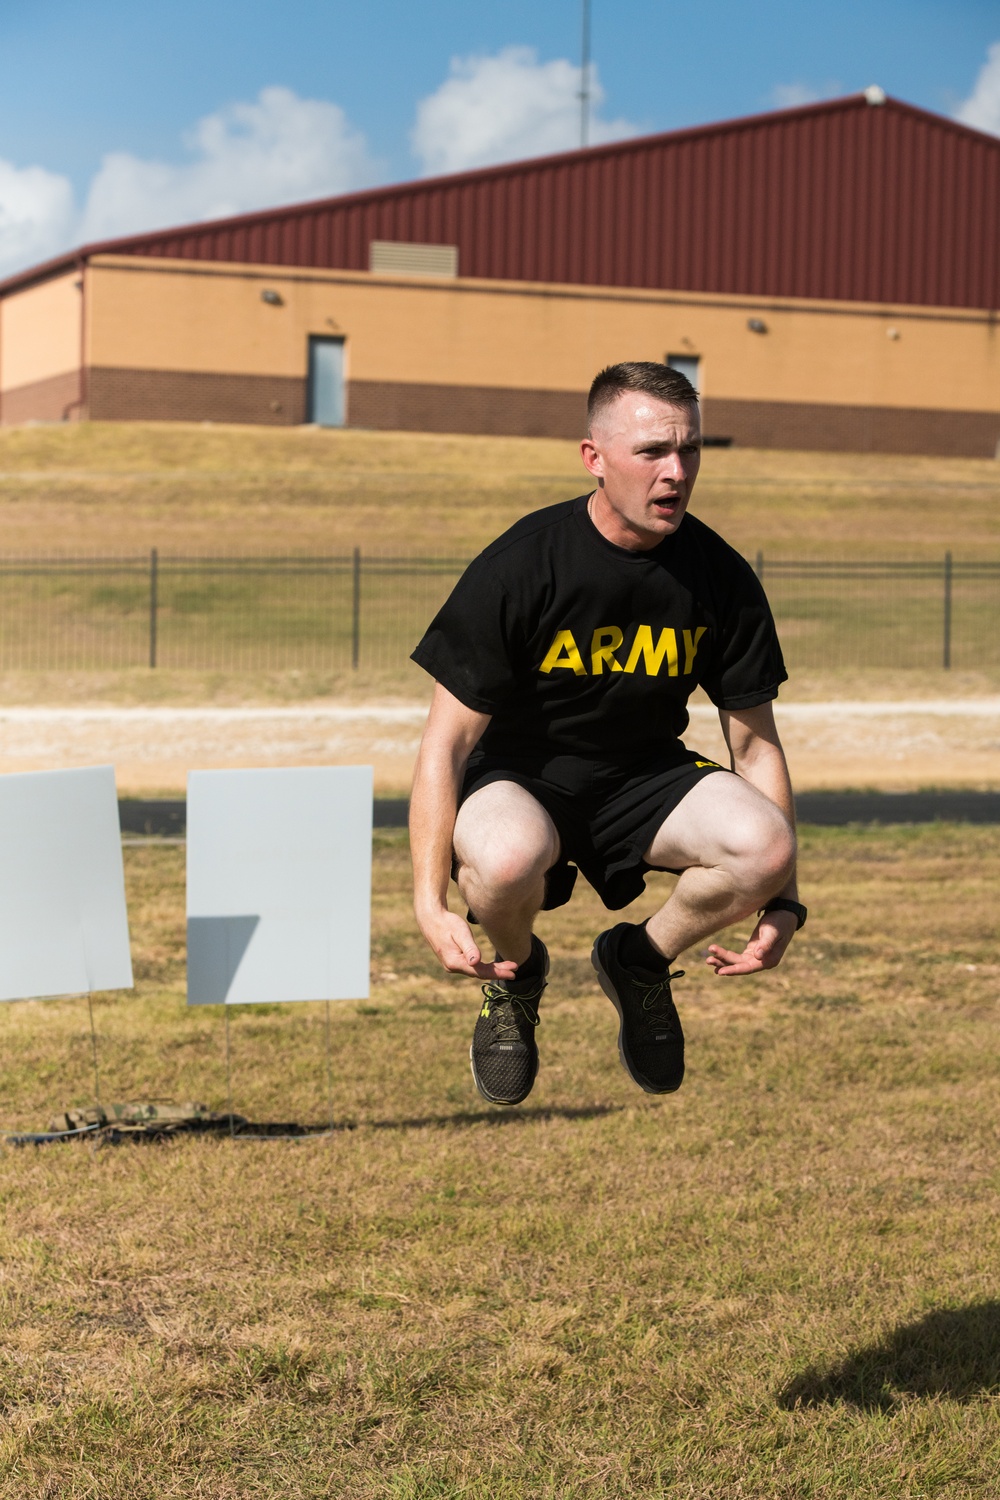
[0,551,995,675]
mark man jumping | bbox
[409,362,805,1105]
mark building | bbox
[1,90,998,455]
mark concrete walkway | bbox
[2,698,999,795]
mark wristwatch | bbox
[759,897,807,930]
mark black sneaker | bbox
[591,924,685,1094]
[470,937,548,1106]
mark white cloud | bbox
[770,83,822,109]
[0,86,382,280]
[81,86,381,241]
[768,81,841,110]
[0,159,75,278]
[411,46,638,176]
[955,41,1000,136]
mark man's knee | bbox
[706,794,795,892]
[755,812,797,891]
[457,839,551,899]
[454,782,559,901]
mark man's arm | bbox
[706,700,800,976]
[410,682,517,981]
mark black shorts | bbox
[458,748,730,912]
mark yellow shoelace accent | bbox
[638,969,685,1026]
[480,986,542,1040]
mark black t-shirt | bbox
[412,495,786,764]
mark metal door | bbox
[666,353,701,392]
[307,336,346,426]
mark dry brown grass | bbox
[0,824,998,1495]
[0,420,997,558]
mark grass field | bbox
[0,420,998,559]
[0,824,998,1496]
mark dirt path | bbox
[1,698,998,795]
[696,699,1000,792]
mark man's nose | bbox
[659,452,685,481]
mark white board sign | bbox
[0,765,133,1001]
[186,766,373,1005]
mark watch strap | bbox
[759,897,807,930]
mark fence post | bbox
[755,550,764,582]
[942,550,952,670]
[149,547,158,669]
[351,547,361,670]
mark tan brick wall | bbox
[4,253,998,451]
[85,255,1000,416]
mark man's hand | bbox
[416,905,519,982]
[705,908,798,976]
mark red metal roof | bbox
[4,92,999,310]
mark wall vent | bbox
[369,240,459,278]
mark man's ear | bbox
[580,436,603,480]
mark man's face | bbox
[581,392,702,550]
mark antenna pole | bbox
[580,0,592,149]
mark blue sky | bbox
[1,0,998,276]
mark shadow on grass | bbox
[368,1102,624,1131]
[779,1302,1000,1410]
[15,1102,626,1147]
[227,1103,625,1135]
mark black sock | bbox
[499,937,543,981]
[619,922,670,974]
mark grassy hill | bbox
[0,421,997,559]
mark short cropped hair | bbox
[587,361,699,433]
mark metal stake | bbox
[325,1000,334,1133]
[943,550,952,670]
[86,994,101,1104]
[225,1005,235,1137]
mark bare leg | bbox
[642,773,796,960]
[453,781,560,967]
